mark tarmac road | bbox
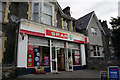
[17,70,101,79]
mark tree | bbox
[110,16,120,58]
[110,17,120,29]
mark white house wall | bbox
[87,16,103,46]
[17,34,28,68]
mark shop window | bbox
[91,27,97,36]
[72,49,81,65]
[42,46,50,66]
[34,46,50,67]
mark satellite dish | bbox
[10,15,19,23]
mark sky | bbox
[58,0,120,28]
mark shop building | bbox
[0,0,88,75]
[17,19,88,74]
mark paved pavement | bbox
[17,70,101,79]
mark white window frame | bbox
[42,2,54,26]
[0,2,5,23]
[31,2,55,26]
[31,2,41,22]
[91,27,97,36]
[92,46,102,57]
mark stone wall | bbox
[87,57,120,70]
[2,64,16,79]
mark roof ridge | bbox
[77,11,94,20]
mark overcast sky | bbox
[58,0,120,28]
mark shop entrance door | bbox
[51,47,58,73]
[65,49,73,72]
[57,48,65,71]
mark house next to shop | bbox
[75,11,106,58]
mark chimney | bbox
[62,6,71,16]
[101,20,108,28]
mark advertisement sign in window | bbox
[74,50,81,65]
[44,56,49,65]
[108,66,119,79]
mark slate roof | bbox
[75,11,94,30]
[103,27,112,37]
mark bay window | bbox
[43,3,52,25]
[33,3,39,22]
[31,2,54,26]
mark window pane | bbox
[93,46,96,50]
[98,52,100,56]
[44,4,52,15]
[63,21,68,30]
[33,13,39,22]
[97,47,99,50]
[33,3,39,22]
[34,3,39,13]
[0,38,1,47]
[94,52,96,56]
[0,3,5,23]
[91,27,97,35]
[43,14,52,25]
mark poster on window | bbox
[75,56,80,65]
[75,50,80,56]
[44,56,49,65]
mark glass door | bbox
[51,47,58,73]
[65,49,73,72]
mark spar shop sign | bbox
[45,29,73,41]
[108,66,119,80]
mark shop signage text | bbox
[46,29,68,40]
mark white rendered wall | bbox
[17,34,28,68]
[80,44,86,66]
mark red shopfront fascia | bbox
[20,29,87,44]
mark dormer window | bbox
[91,27,97,36]
[63,20,68,30]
